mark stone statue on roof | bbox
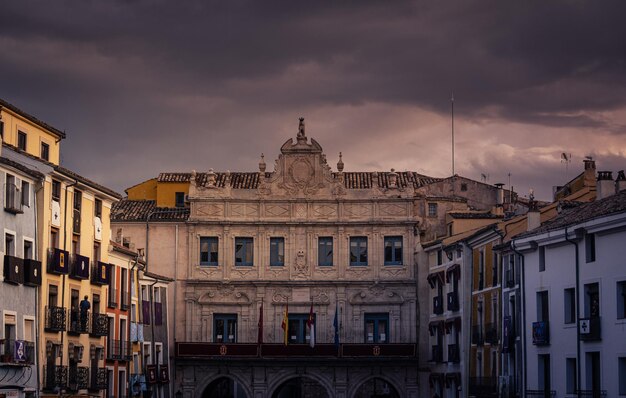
[297,117,305,138]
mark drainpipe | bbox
[172,224,178,398]
[59,178,77,396]
[126,253,141,398]
[564,226,581,398]
[149,277,160,398]
[510,240,526,398]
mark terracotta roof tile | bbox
[0,156,45,179]
[517,190,626,238]
[0,98,66,139]
[111,200,189,222]
[55,165,122,200]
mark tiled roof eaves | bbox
[0,98,66,139]
[111,200,189,222]
[55,166,122,200]
[516,191,626,239]
[0,157,45,179]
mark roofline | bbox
[142,271,174,282]
[54,166,122,200]
[0,99,66,139]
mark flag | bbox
[333,302,339,347]
[307,302,315,348]
[257,301,263,345]
[281,300,288,345]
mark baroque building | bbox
[112,119,514,398]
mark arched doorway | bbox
[353,377,400,398]
[271,377,330,398]
[202,376,248,398]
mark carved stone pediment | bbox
[197,285,252,305]
[348,285,405,305]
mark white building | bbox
[513,172,626,397]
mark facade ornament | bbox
[207,168,217,187]
[388,168,398,189]
[337,152,344,173]
[297,117,306,140]
[294,250,308,275]
[259,153,266,173]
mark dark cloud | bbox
[1,0,625,200]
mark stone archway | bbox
[270,376,331,398]
[201,376,249,398]
[352,377,401,398]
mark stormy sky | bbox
[1,1,625,200]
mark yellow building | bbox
[1,98,122,397]
[126,173,190,208]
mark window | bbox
[50,229,59,249]
[41,142,50,161]
[584,283,599,318]
[48,285,58,307]
[539,246,545,272]
[461,183,468,192]
[619,357,626,395]
[200,237,218,266]
[349,237,368,266]
[21,180,29,206]
[364,313,388,343]
[437,250,443,265]
[566,358,577,395]
[213,314,237,343]
[17,131,26,151]
[585,233,596,263]
[73,190,82,211]
[4,174,19,211]
[618,281,626,319]
[73,190,81,234]
[24,240,33,259]
[234,237,253,266]
[270,237,285,266]
[94,199,102,218]
[537,291,549,322]
[24,318,35,342]
[52,180,61,201]
[384,236,403,265]
[4,233,17,257]
[492,252,499,286]
[318,237,333,266]
[478,250,485,290]
[287,314,315,344]
[538,354,551,392]
[428,203,438,217]
[4,314,16,342]
[0,120,3,139]
[94,242,100,263]
[175,192,185,208]
[564,288,576,324]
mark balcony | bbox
[67,366,89,391]
[526,390,556,397]
[176,342,417,359]
[0,339,34,364]
[3,255,24,285]
[579,317,601,341]
[532,321,550,346]
[47,248,70,275]
[108,287,118,308]
[89,367,108,391]
[485,323,499,345]
[430,345,443,362]
[447,292,459,312]
[4,183,23,214]
[107,339,131,361]
[69,254,90,280]
[571,390,607,398]
[469,377,497,397]
[23,259,42,286]
[45,306,67,332]
[43,365,68,391]
[90,313,109,337]
[447,343,460,363]
[91,261,110,285]
[471,325,483,346]
[433,296,444,315]
[68,310,91,334]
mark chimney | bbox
[596,171,614,199]
[616,170,626,193]
[584,158,596,171]
[494,183,504,206]
[527,193,540,231]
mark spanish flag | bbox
[281,300,288,345]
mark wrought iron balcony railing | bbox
[0,339,34,364]
[4,183,23,213]
[67,366,90,391]
[90,313,109,337]
[447,343,460,363]
[68,310,91,334]
[526,390,556,397]
[43,365,68,391]
[89,367,108,390]
[107,339,131,361]
[45,306,67,332]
